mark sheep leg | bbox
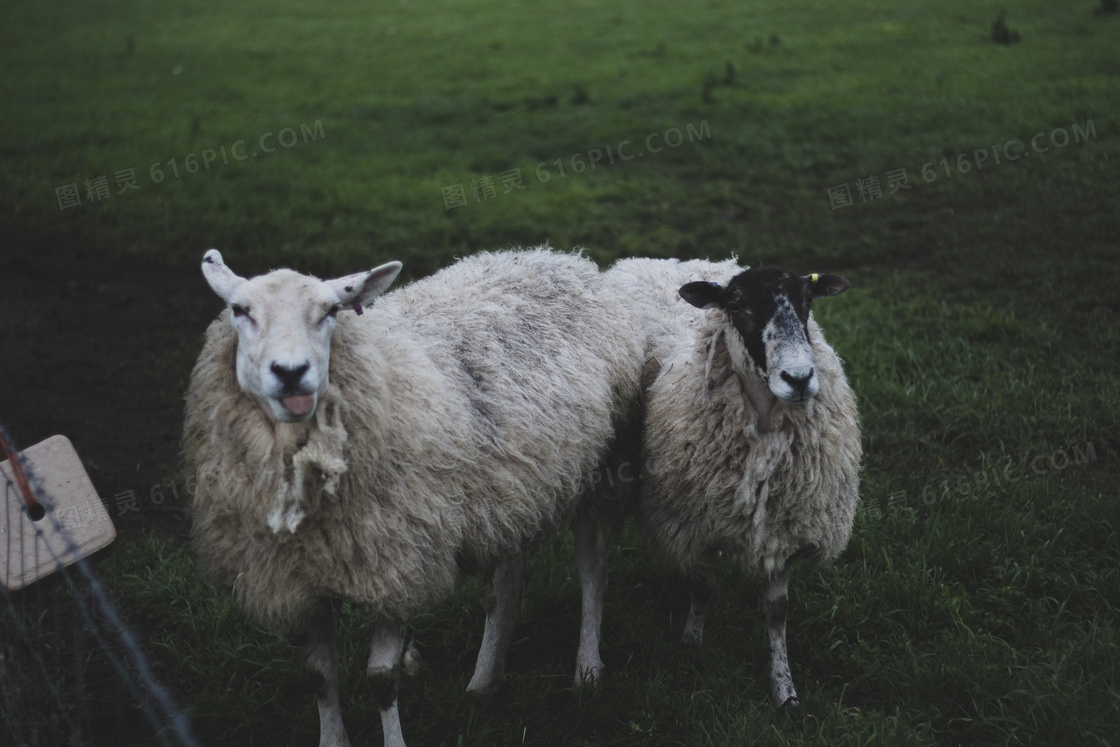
[681,552,719,645]
[466,554,525,696]
[573,510,611,686]
[368,622,407,747]
[303,609,352,747]
[762,560,798,709]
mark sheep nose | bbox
[780,368,814,395]
[270,361,310,390]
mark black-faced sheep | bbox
[579,257,861,709]
[183,248,642,747]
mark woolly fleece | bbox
[608,258,861,577]
[183,249,643,635]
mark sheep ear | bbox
[328,261,402,311]
[202,249,246,303]
[679,281,725,310]
[806,273,850,298]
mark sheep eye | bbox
[726,304,745,316]
[231,303,249,318]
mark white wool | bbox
[184,248,643,635]
[604,257,861,576]
[603,257,742,387]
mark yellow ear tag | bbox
[810,273,820,286]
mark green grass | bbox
[3,0,1119,744]
[3,0,1116,274]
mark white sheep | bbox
[182,247,642,747]
[579,257,861,709]
[569,257,743,683]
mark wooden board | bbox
[1,435,117,590]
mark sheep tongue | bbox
[281,394,315,416]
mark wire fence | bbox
[1,424,198,747]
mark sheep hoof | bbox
[680,629,703,646]
[572,663,604,689]
[466,676,506,698]
[777,695,800,712]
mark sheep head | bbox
[201,249,402,424]
[679,267,849,405]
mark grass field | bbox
[2,0,1118,745]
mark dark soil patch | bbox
[1,227,226,745]
[0,227,221,539]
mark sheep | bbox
[182,247,643,747]
[569,257,744,684]
[579,257,861,709]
